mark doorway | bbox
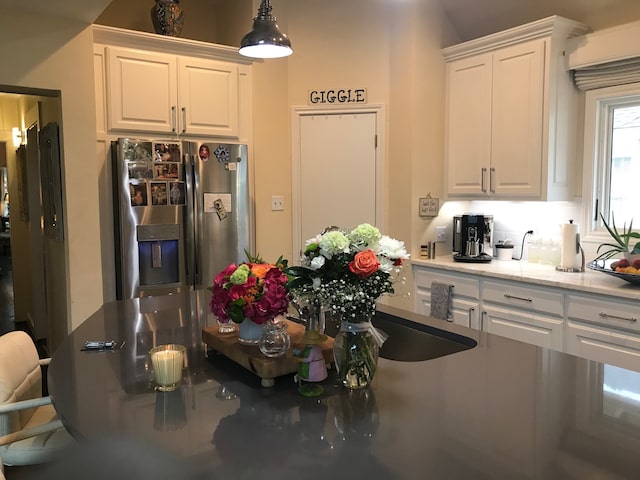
[0,88,67,355]
[292,106,385,257]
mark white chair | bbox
[0,330,74,466]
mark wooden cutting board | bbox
[202,319,334,387]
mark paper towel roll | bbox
[560,222,581,269]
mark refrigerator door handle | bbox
[184,150,198,287]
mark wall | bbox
[0,8,103,334]
[256,0,458,310]
[96,0,252,45]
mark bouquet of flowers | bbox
[286,223,409,321]
[286,223,409,389]
[210,259,290,325]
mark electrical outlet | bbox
[271,195,284,211]
[435,226,446,242]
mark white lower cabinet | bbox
[412,266,480,328]
[413,263,640,369]
[566,293,640,371]
[483,305,564,351]
[481,279,564,350]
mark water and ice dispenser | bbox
[136,224,180,286]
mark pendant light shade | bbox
[239,0,292,59]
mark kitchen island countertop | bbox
[47,291,640,479]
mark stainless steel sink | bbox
[372,312,476,362]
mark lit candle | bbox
[150,345,185,391]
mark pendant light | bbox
[239,0,293,59]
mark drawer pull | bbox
[599,312,637,323]
[504,293,532,303]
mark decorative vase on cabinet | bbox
[151,0,185,37]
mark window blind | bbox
[573,57,640,91]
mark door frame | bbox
[291,104,386,258]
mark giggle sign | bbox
[308,88,367,105]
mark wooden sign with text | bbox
[308,88,367,105]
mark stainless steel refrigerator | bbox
[112,138,254,300]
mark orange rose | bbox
[250,263,274,279]
[349,250,379,278]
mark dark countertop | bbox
[47,291,640,479]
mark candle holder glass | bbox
[149,344,186,392]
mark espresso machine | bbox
[453,214,494,262]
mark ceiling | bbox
[439,0,640,44]
[5,0,640,47]
[3,0,112,24]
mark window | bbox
[582,84,640,242]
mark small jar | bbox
[258,318,291,357]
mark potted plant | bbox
[595,212,640,262]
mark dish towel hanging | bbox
[430,281,453,321]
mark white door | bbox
[293,109,383,256]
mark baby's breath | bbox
[286,224,408,322]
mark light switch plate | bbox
[435,226,446,242]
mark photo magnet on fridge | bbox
[213,199,228,221]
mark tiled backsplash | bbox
[424,200,588,261]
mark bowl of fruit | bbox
[588,213,640,284]
[588,258,640,285]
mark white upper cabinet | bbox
[178,57,238,137]
[445,54,492,195]
[95,25,251,139]
[107,47,179,134]
[443,16,588,200]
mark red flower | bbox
[349,250,380,278]
[210,262,290,324]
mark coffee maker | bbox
[453,214,494,262]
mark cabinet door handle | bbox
[481,168,487,193]
[171,105,177,133]
[181,106,187,134]
[504,293,532,302]
[490,167,496,193]
[480,311,485,331]
[599,312,637,322]
[468,307,474,328]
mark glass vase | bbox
[333,319,380,390]
[258,318,291,357]
[290,292,327,344]
[237,318,264,345]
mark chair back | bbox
[0,331,42,437]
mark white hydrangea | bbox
[318,231,350,258]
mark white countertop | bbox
[412,256,640,302]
